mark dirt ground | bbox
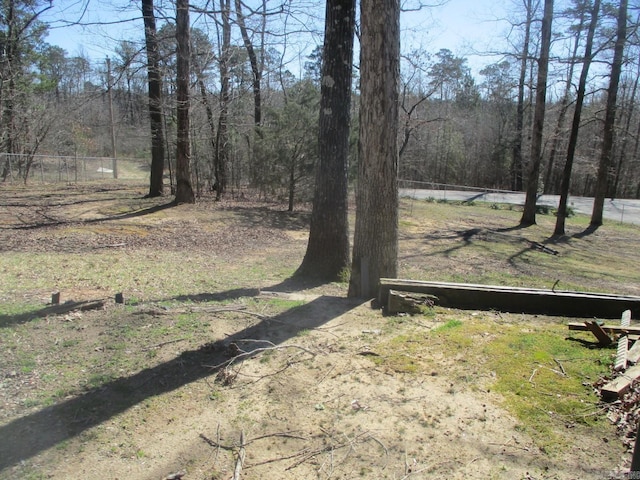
[0,183,636,480]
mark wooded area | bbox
[2,0,640,292]
[2,0,640,205]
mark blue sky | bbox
[41,0,509,76]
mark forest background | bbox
[2,0,640,207]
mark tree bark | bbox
[348,0,400,298]
[554,0,600,235]
[296,0,355,281]
[591,0,627,226]
[543,4,586,195]
[174,0,195,204]
[234,0,263,129]
[512,0,534,193]
[215,0,232,200]
[520,0,553,227]
[142,0,164,197]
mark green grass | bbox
[372,310,616,454]
[0,185,635,473]
[433,318,612,453]
[398,198,640,295]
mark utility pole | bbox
[106,57,118,179]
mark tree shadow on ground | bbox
[572,224,600,239]
[10,201,176,230]
[223,205,310,232]
[0,280,363,472]
[0,301,106,329]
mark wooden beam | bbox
[601,365,640,399]
[585,321,613,346]
[567,322,640,335]
[379,279,640,319]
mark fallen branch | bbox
[200,431,308,452]
[205,342,317,372]
[199,433,236,451]
[553,358,567,376]
[232,430,245,480]
[142,337,188,351]
[45,299,107,316]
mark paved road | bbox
[400,188,640,226]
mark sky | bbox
[41,0,512,76]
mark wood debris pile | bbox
[573,310,640,451]
[596,376,640,450]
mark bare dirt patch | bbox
[1,183,638,479]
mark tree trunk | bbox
[235,0,263,129]
[143,0,166,198]
[554,0,600,235]
[520,0,553,227]
[591,0,627,227]
[543,5,586,195]
[215,0,232,200]
[512,0,534,192]
[174,0,195,204]
[611,40,639,199]
[348,0,400,298]
[296,0,355,281]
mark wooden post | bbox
[51,292,60,305]
[631,421,640,473]
[115,293,124,304]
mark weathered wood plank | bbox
[378,279,640,319]
[601,365,640,399]
[628,341,640,365]
[622,309,632,327]
[567,322,640,335]
[41,299,106,316]
[585,321,613,346]
[615,336,628,371]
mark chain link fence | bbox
[0,154,151,184]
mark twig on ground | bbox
[232,430,245,480]
[317,365,336,385]
[199,433,236,451]
[488,441,531,452]
[554,358,567,376]
[214,423,221,466]
[245,431,308,445]
[204,343,317,372]
[142,337,188,351]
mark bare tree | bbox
[214,0,232,199]
[591,0,628,226]
[543,0,587,195]
[234,0,265,129]
[296,0,356,280]
[1,0,53,181]
[174,0,195,204]
[348,0,400,298]
[512,0,537,192]
[554,0,601,235]
[520,0,554,226]
[143,0,166,198]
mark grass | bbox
[0,185,637,476]
[374,311,615,454]
[398,199,640,295]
